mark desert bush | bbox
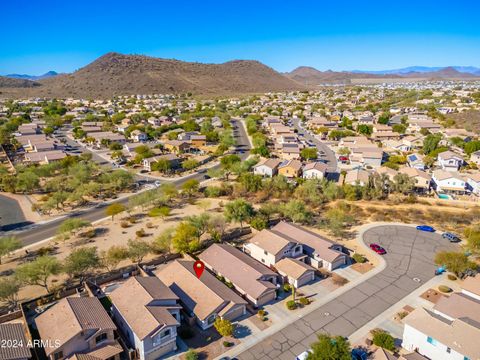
[299,297,310,305]
[283,283,292,292]
[223,341,234,347]
[146,222,154,229]
[120,221,129,228]
[128,216,137,224]
[447,274,457,281]
[286,300,297,310]
[371,329,395,351]
[353,253,367,263]
[135,229,146,238]
[332,273,349,286]
[438,285,452,293]
[397,311,408,320]
[258,310,266,317]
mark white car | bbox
[154,180,162,187]
[296,349,312,360]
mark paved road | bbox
[292,118,337,173]
[0,194,27,231]
[6,118,250,246]
[237,225,456,360]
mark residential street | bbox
[292,118,338,173]
[4,118,251,246]
[230,225,457,360]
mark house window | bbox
[446,347,451,353]
[427,336,438,346]
[207,314,216,325]
[54,351,63,360]
[161,329,171,338]
[96,333,108,344]
[264,250,268,255]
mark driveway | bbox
[0,194,26,231]
[234,225,456,360]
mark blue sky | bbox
[1,0,480,74]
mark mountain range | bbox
[0,53,479,98]
[352,66,480,75]
[5,71,59,81]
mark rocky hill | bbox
[14,53,304,98]
[0,76,41,88]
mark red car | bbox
[369,243,386,255]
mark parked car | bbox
[416,225,435,232]
[154,180,161,187]
[351,348,368,360]
[369,243,386,255]
[442,232,461,242]
[296,350,312,360]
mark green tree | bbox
[185,349,198,360]
[15,256,62,292]
[325,206,354,236]
[377,113,390,125]
[300,147,318,161]
[422,134,442,155]
[151,158,172,173]
[282,200,311,224]
[0,237,22,264]
[220,154,241,180]
[224,199,255,229]
[172,222,201,253]
[152,227,175,253]
[214,317,234,337]
[307,333,351,360]
[392,173,415,195]
[464,226,480,254]
[63,247,100,282]
[0,277,22,308]
[392,124,407,134]
[105,203,126,220]
[434,251,477,276]
[100,245,129,272]
[357,124,373,135]
[15,171,39,193]
[182,159,199,171]
[127,239,151,263]
[181,179,200,197]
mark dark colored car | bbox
[442,232,461,242]
[416,225,435,232]
[369,243,386,255]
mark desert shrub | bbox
[258,309,266,317]
[204,186,222,198]
[120,221,129,228]
[447,274,457,281]
[135,229,146,237]
[283,283,292,292]
[397,311,408,320]
[223,341,234,347]
[371,329,395,351]
[128,216,137,224]
[37,246,55,256]
[332,273,348,286]
[78,229,96,239]
[299,297,310,305]
[352,253,367,263]
[286,300,297,310]
[145,222,154,229]
[438,285,452,293]
[185,349,198,360]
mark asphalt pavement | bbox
[236,225,456,360]
[292,118,338,173]
[6,118,251,246]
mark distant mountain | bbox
[353,66,480,75]
[402,67,480,79]
[4,53,304,98]
[5,71,59,81]
[0,76,41,88]
[285,66,401,84]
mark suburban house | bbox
[35,297,122,360]
[278,159,302,178]
[109,276,180,360]
[274,258,316,288]
[470,150,480,166]
[461,274,480,301]
[190,135,207,147]
[349,147,384,168]
[437,151,464,171]
[402,278,480,360]
[280,143,302,160]
[253,158,283,177]
[0,323,32,360]
[302,162,328,179]
[163,140,190,154]
[199,244,278,307]
[344,168,370,186]
[398,167,431,192]
[90,132,126,146]
[466,173,480,196]
[24,150,67,164]
[245,221,347,272]
[143,154,180,172]
[155,260,247,330]
[130,130,147,142]
[431,170,466,194]
[406,153,426,170]
[375,166,398,182]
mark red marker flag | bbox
[193,260,205,278]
